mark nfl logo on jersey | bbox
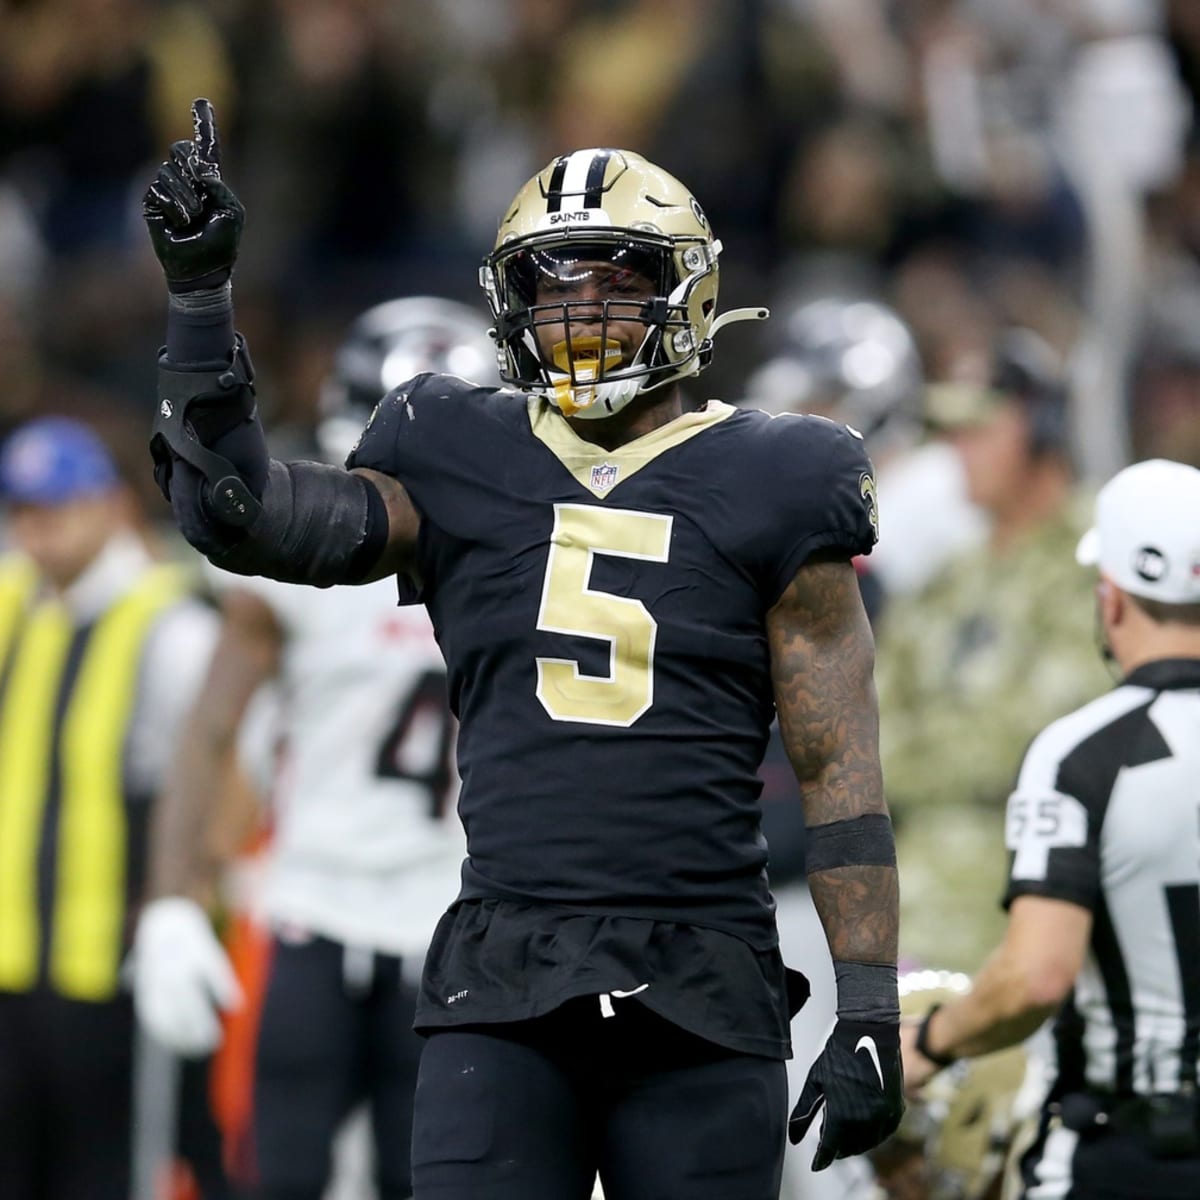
[590,463,620,491]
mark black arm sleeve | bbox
[191,459,391,587]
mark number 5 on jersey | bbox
[536,504,673,727]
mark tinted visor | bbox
[502,239,668,312]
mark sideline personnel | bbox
[902,458,1200,1200]
[0,417,221,1199]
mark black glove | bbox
[144,97,267,534]
[789,1018,904,1170]
[143,98,244,292]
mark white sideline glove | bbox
[133,896,243,1057]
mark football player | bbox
[143,99,904,1199]
[134,298,491,1199]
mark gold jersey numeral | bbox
[535,504,673,727]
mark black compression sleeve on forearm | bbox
[205,460,391,587]
[166,281,235,365]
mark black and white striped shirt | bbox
[1003,658,1200,1098]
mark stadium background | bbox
[4,0,1200,487]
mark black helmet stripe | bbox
[545,150,612,213]
[583,150,612,208]
[544,155,570,213]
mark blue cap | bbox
[0,417,120,506]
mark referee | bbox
[901,458,1200,1199]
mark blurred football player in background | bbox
[134,298,494,1200]
[142,101,903,1200]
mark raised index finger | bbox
[191,98,221,178]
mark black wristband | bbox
[805,813,896,874]
[915,1004,957,1069]
[833,959,900,1025]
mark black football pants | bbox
[411,996,788,1200]
[252,933,422,1200]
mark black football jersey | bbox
[348,375,877,951]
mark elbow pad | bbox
[199,460,389,587]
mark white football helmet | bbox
[481,148,766,420]
[317,295,499,463]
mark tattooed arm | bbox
[767,550,897,965]
[769,550,905,1167]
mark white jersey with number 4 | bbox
[210,566,464,960]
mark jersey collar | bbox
[526,397,736,499]
[1123,657,1200,691]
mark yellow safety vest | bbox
[0,556,186,1001]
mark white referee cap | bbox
[1076,458,1200,604]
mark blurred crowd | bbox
[4,1,1200,1196]
[2,0,1199,475]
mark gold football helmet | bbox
[480,148,766,419]
[870,971,1033,1200]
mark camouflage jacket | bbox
[875,492,1112,967]
[876,492,1112,817]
